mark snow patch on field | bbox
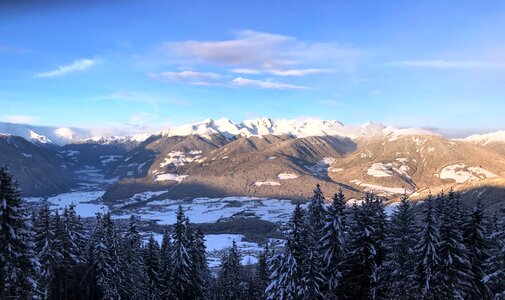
[204,234,262,267]
[440,164,497,183]
[100,155,122,166]
[254,181,281,186]
[160,151,203,168]
[277,172,298,180]
[46,191,108,218]
[154,173,188,183]
[367,162,410,179]
[306,157,337,177]
[350,180,409,196]
[118,196,302,225]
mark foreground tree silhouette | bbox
[0,166,38,299]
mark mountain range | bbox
[1,118,504,211]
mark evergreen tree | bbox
[303,184,326,299]
[90,212,123,299]
[341,194,383,299]
[171,205,195,299]
[159,227,175,299]
[255,244,271,298]
[191,227,211,299]
[321,189,347,298]
[415,195,441,300]
[464,199,492,299]
[144,234,162,299]
[438,191,474,299]
[33,200,61,299]
[266,205,306,299]
[216,240,244,300]
[53,205,87,298]
[485,206,505,298]
[0,166,38,299]
[384,195,418,299]
[120,215,148,299]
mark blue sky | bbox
[1,0,504,136]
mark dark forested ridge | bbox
[1,166,505,299]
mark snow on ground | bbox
[306,157,337,177]
[254,181,281,186]
[367,162,410,179]
[21,152,33,158]
[462,130,505,145]
[350,180,410,196]
[46,190,108,218]
[116,196,301,225]
[154,173,188,183]
[205,234,262,267]
[440,164,497,183]
[367,163,396,177]
[100,155,122,166]
[384,202,401,216]
[159,151,204,168]
[277,172,298,180]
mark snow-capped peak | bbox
[462,130,505,145]
[159,117,439,140]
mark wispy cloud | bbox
[35,58,96,78]
[231,77,307,90]
[0,44,30,54]
[232,68,262,75]
[384,60,505,70]
[232,68,330,76]
[148,70,222,85]
[1,114,40,124]
[160,30,366,75]
[92,91,189,106]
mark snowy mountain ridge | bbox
[461,130,505,145]
[160,117,439,140]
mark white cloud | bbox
[1,115,40,124]
[149,70,222,85]
[232,68,262,74]
[161,30,366,73]
[36,59,96,78]
[384,60,505,70]
[268,68,329,76]
[92,91,189,106]
[231,77,307,90]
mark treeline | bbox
[1,165,505,299]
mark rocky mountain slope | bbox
[1,118,505,206]
[0,134,76,196]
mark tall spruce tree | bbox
[321,189,347,298]
[0,166,38,299]
[171,205,195,299]
[120,215,148,299]
[415,195,442,300]
[216,240,244,300]
[463,199,492,299]
[384,195,418,299]
[438,191,474,299]
[144,234,162,299]
[192,227,211,299]
[159,227,175,299]
[341,194,383,299]
[303,184,326,299]
[266,204,306,299]
[255,245,271,298]
[33,200,61,299]
[484,206,505,298]
[90,212,123,299]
